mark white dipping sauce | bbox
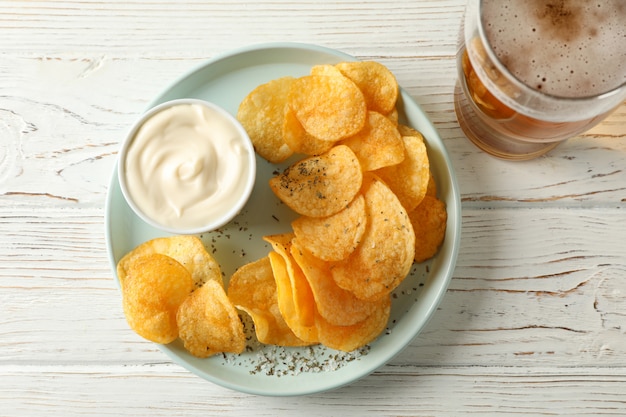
[123,102,254,231]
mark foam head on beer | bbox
[482,0,626,98]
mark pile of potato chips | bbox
[117,60,447,357]
[233,61,447,351]
[117,236,245,358]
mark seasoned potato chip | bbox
[228,257,311,347]
[122,253,194,344]
[269,145,363,218]
[375,132,430,212]
[291,194,366,262]
[331,174,415,301]
[288,74,366,141]
[268,250,319,343]
[335,61,398,114]
[117,235,222,289]
[263,232,294,250]
[315,295,391,352]
[340,111,405,171]
[409,195,447,263]
[282,108,336,156]
[177,279,245,358]
[291,240,382,326]
[237,76,295,163]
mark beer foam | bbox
[482,0,626,98]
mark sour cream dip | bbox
[118,99,256,233]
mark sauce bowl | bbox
[117,98,256,234]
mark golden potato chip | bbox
[426,170,437,197]
[263,232,294,250]
[282,107,335,156]
[264,234,316,326]
[117,235,222,289]
[237,76,295,163]
[310,64,344,77]
[397,123,422,137]
[385,107,399,126]
[228,257,310,347]
[409,195,447,263]
[291,240,382,326]
[340,111,405,171]
[269,145,363,218]
[315,295,391,352]
[268,250,319,343]
[122,253,194,344]
[291,194,366,262]
[335,61,398,114]
[375,132,430,212]
[177,279,245,358]
[288,74,366,141]
[331,174,415,301]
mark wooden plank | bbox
[0,1,463,58]
[2,364,626,416]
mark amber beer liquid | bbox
[454,0,626,160]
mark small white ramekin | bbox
[117,98,256,234]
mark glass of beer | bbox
[454,0,626,160]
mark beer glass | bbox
[454,0,626,160]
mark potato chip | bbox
[397,123,422,137]
[340,111,405,171]
[228,257,310,347]
[426,170,437,197]
[117,235,222,289]
[177,279,245,358]
[282,107,335,156]
[310,64,344,77]
[409,195,447,263]
[291,240,382,326]
[263,232,294,251]
[375,131,430,212]
[331,174,415,301]
[269,145,363,218]
[268,250,319,343]
[264,234,316,326]
[122,253,194,344]
[291,194,366,262]
[288,74,366,141]
[385,107,399,126]
[237,76,295,163]
[315,295,391,352]
[335,61,398,114]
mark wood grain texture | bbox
[3,365,626,416]
[1,0,625,415]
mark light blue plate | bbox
[105,42,461,396]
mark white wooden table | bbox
[2,1,625,415]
